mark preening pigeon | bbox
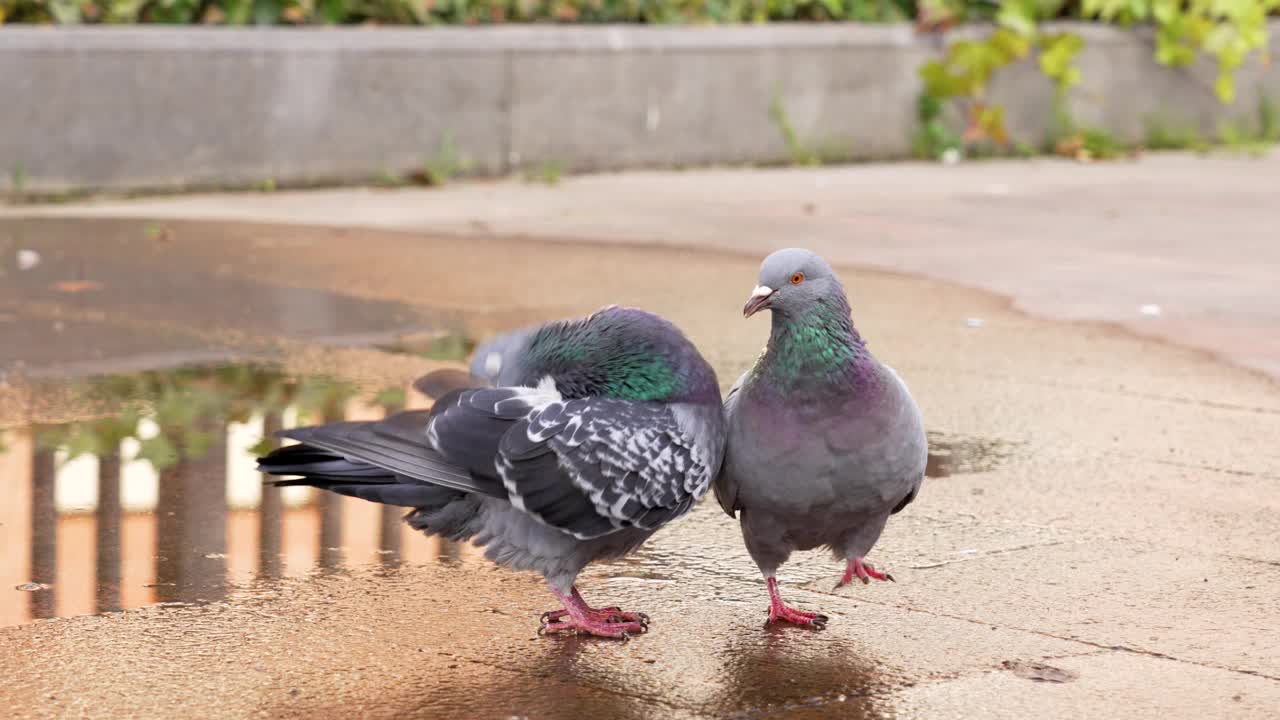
[410,325,536,398]
[713,249,927,628]
[258,306,725,638]
[468,324,536,387]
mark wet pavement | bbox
[2,209,1279,718]
[17,152,1277,380]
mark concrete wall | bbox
[1,24,1277,193]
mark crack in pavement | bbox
[905,540,1069,570]
[792,586,1280,684]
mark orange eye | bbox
[790,272,805,285]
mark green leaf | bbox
[319,0,346,23]
[48,0,82,23]
[253,0,282,25]
[223,0,255,24]
[1152,0,1178,25]
[817,0,843,18]
[248,437,276,458]
[987,28,1032,63]
[920,60,962,100]
[996,0,1036,37]
[137,434,179,472]
[372,386,407,410]
[1039,32,1085,91]
[917,92,944,122]
[61,429,103,462]
[1215,72,1237,103]
[182,429,216,462]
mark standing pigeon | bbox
[713,249,926,628]
[258,305,725,638]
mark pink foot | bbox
[765,577,828,630]
[540,607,650,626]
[540,615,647,638]
[538,586,649,639]
[835,557,895,589]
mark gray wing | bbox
[269,412,502,498]
[711,370,750,518]
[498,397,716,540]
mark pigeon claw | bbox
[602,610,649,627]
[540,616,647,639]
[836,557,894,588]
[537,602,651,639]
[767,604,829,630]
[540,607,649,629]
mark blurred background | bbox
[2,5,1279,718]
[3,1,1279,196]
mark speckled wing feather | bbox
[506,398,713,537]
[431,385,715,541]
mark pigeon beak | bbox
[743,285,775,318]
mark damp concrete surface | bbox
[1,173,1279,720]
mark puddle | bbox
[2,375,1022,627]
[925,431,1017,478]
[376,330,477,363]
[0,218,454,377]
[0,362,486,628]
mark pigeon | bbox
[258,305,725,638]
[411,326,536,399]
[713,249,927,628]
[468,324,537,386]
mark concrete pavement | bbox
[10,152,1280,379]
[2,156,1279,718]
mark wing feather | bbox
[494,397,715,540]
[712,370,750,518]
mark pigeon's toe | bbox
[838,557,894,588]
[539,615,647,639]
[540,609,568,625]
[767,603,830,630]
[599,609,650,627]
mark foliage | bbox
[417,132,469,186]
[2,0,1276,165]
[9,163,24,195]
[523,160,564,185]
[385,331,477,362]
[0,0,921,24]
[1082,0,1280,103]
[35,364,404,473]
[1216,94,1280,153]
[916,1,1084,153]
[916,0,1279,157]
[1144,114,1210,150]
[1259,93,1280,141]
[767,90,856,165]
[911,91,962,159]
[768,92,821,166]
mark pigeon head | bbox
[743,248,844,318]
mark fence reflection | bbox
[0,364,475,627]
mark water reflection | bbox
[925,430,1017,478]
[0,363,478,627]
[711,632,894,719]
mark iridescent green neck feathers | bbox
[758,297,864,389]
